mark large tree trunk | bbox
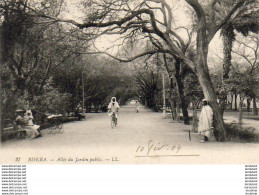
[174,59,189,125]
[196,41,227,141]
[175,79,189,124]
[247,98,251,112]
[175,77,189,124]
[181,100,189,124]
[197,71,227,141]
[222,28,234,80]
[220,28,234,113]
[230,93,233,110]
[168,98,177,120]
[176,102,181,122]
[252,97,258,116]
[168,83,177,120]
[234,92,238,111]
[239,96,244,127]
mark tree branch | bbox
[80,49,171,63]
[208,0,247,42]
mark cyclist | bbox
[108,97,120,125]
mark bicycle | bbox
[48,117,64,134]
[111,112,117,129]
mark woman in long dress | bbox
[198,99,213,143]
[23,110,41,139]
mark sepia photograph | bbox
[0,0,258,164]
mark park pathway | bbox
[1,104,258,164]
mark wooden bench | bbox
[2,120,17,141]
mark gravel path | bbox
[1,104,258,164]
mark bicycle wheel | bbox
[49,126,56,134]
[111,117,115,129]
[115,118,117,126]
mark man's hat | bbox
[15,109,24,113]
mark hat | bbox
[15,109,24,113]
[25,110,32,115]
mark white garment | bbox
[108,101,120,118]
[108,102,120,112]
[198,105,213,137]
[23,111,40,138]
[24,125,40,139]
[24,115,34,125]
[135,102,139,112]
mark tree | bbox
[134,64,161,109]
[220,0,259,111]
[231,34,259,115]
[18,0,259,140]
[0,0,91,121]
[221,1,259,80]
[31,81,72,116]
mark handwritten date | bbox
[136,140,181,155]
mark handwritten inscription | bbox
[136,140,182,156]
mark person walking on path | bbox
[198,99,213,143]
[135,100,140,113]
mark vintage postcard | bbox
[0,0,258,164]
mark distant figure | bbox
[198,99,213,143]
[23,110,41,139]
[135,100,140,113]
[108,97,120,123]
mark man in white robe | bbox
[198,99,213,143]
[108,97,120,124]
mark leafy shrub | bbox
[31,85,72,115]
[225,123,258,143]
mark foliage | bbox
[51,54,133,111]
[134,64,161,109]
[226,34,259,101]
[31,84,72,115]
[225,123,258,143]
[183,73,203,108]
[2,0,259,143]
[226,70,259,100]
[220,0,259,79]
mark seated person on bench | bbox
[23,110,41,139]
